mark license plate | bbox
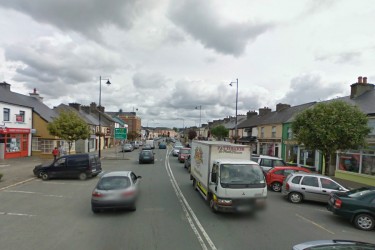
[237,205,252,212]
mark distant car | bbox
[172,146,183,156]
[184,155,191,172]
[252,155,289,172]
[122,144,133,152]
[139,150,154,164]
[178,148,191,163]
[327,187,375,231]
[130,141,140,149]
[33,153,101,181]
[91,171,142,213]
[159,143,167,149]
[142,145,152,150]
[265,166,311,192]
[282,172,348,204]
[293,240,375,250]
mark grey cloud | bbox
[168,0,272,56]
[0,0,151,41]
[315,51,362,64]
[278,74,347,106]
[132,72,168,89]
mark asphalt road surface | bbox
[0,146,374,250]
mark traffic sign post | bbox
[115,128,127,140]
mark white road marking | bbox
[0,164,10,168]
[165,149,217,250]
[0,177,36,191]
[3,190,66,198]
[296,213,335,235]
[0,211,35,217]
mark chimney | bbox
[98,106,105,112]
[246,110,257,119]
[350,76,374,99]
[259,107,272,116]
[0,81,11,91]
[81,106,90,114]
[276,103,291,112]
[90,102,97,112]
[69,103,81,111]
[29,88,44,102]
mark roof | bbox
[214,159,258,165]
[326,90,375,115]
[0,83,58,122]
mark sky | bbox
[1,0,375,128]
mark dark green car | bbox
[327,187,375,231]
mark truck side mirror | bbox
[211,172,217,183]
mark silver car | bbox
[172,145,183,156]
[91,171,142,213]
[281,172,348,203]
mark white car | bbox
[251,155,288,172]
[172,146,183,157]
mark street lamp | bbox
[195,105,202,137]
[229,78,238,143]
[98,76,111,158]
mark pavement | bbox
[0,146,371,190]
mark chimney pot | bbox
[363,77,367,84]
[358,76,363,84]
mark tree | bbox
[291,101,371,175]
[47,111,90,154]
[127,131,140,141]
[188,130,197,140]
[210,125,229,141]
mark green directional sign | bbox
[115,128,127,140]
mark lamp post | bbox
[98,76,111,158]
[195,105,202,137]
[229,78,238,143]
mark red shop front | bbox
[0,128,30,159]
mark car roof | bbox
[289,172,327,178]
[271,166,310,171]
[101,171,131,178]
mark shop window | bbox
[338,153,360,173]
[299,149,315,167]
[361,155,375,176]
[3,108,10,121]
[6,135,21,152]
[32,138,41,151]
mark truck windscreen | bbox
[220,164,265,187]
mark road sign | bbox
[115,128,127,140]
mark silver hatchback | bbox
[91,171,142,213]
[281,172,348,204]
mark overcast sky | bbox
[1,0,374,128]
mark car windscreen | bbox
[347,189,375,198]
[97,176,131,190]
[220,164,265,186]
[141,151,152,156]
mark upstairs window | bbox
[272,126,276,138]
[261,127,264,138]
[18,111,25,122]
[3,108,10,121]
[287,127,293,139]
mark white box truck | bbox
[145,139,155,149]
[190,141,267,213]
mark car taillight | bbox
[334,199,342,208]
[122,191,135,197]
[286,183,290,191]
[92,191,104,197]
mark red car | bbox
[178,148,191,163]
[266,166,311,192]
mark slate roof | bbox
[54,104,99,125]
[326,89,375,115]
[0,82,58,122]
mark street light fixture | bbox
[98,76,111,158]
[195,105,202,137]
[229,78,238,143]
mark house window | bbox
[3,108,10,121]
[272,126,276,138]
[19,111,25,122]
[261,127,264,138]
[287,127,293,139]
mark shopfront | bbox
[0,128,31,159]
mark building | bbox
[107,111,141,136]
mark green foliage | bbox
[292,101,371,173]
[188,130,197,140]
[173,127,178,132]
[210,125,229,140]
[127,131,139,141]
[47,111,91,154]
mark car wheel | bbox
[209,196,218,213]
[129,204,137,212]
[288,192,303,203]
[79,173,87,181]
[271,182,282,192]
[37,171,43,178]
[41,172,49,181]
[92,207,100,214]
[354,213,374,231]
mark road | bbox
[0,145,374,250]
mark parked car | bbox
[130,141,140,149]
[91,171,142,213]
[139,150,155,164]
[293,240,375,250]
[122,143,133,152]
[172,145,183,156]
[281,172,348,204]
[33,153,101,181]
[178,148,191,163]
[159,142,167,149]
[327,187,375,231]
[266,166,311,192]
[142,145,152,150]
[184,155,191,172]
[251,155,289,172]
